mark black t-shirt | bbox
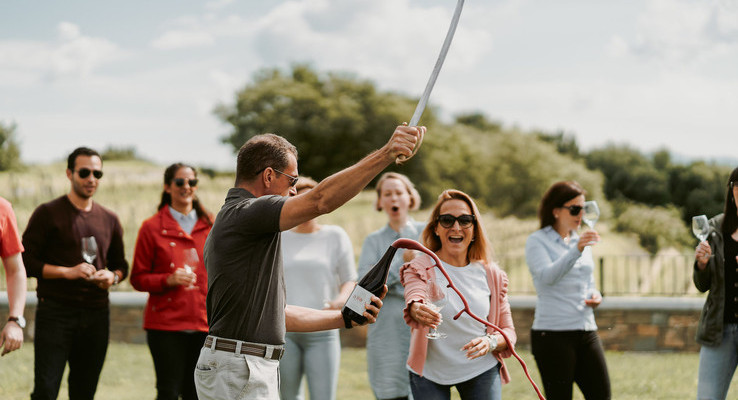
[204,188,287,344]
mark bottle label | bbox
[345,285,374,315]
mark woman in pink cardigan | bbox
[400,189,516,400]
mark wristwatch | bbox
[8,315,26,329]
[485,333,498,352]
[113,272,120,285]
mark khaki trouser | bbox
[195,338,281,399]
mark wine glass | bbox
[81,236,98,265]
[183,248,199,289]
[426,279,448,339]
[582,201,600,229]
[692,215,710,242]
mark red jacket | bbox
[130,205,212,332]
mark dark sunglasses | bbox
[76,168,103,179]
[274,168,298,187]
[173,178,198,187]
[437,214,476,229]
[562,205,583,216]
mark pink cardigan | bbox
[400,254,517,384]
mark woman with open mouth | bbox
[358,172,425,400]
[400,189,516,400]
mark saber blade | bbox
[397,0,464,164]
[409,0,464,127]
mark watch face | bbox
[9,316,25,329]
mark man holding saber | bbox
[194,125,425,399]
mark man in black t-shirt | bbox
[195,126,425,399]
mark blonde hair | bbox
[421,189,493,265]
[374,172,421,211]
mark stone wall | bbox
[1,292,705,351]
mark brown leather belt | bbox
[203,336,285,361]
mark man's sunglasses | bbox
[173,178,198,187]
[274,168,298,187]
[76,168,103,179]
[562,205,583,216]
[437,214,476,229]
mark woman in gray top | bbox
[525,181,609,400]
[359,172,424,400]
[694,166,738,400]
[279,177,358,400]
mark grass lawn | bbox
[2,343,737,399]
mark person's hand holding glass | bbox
[693,215,712,270]
[425,278,448,339]
[167,248,198,289]
[574,201,600,251]
[76,236,98,280]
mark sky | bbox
[1,0,737,170]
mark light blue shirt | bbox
[358,219,426,296]
[358,218,425,398]
[525,226,598,331]
[168,206,198,234]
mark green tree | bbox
[614,201,692,254]
[418,124,604,218]
[668,162,730,222]
[534,129,581,159]
[216,64,437,180]
[0,121,22,171]
[585,144,670,205]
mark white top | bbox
[420,261,498,384]
[281,225,357,311]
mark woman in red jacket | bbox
[130,163,213,400]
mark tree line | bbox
[215,64,732,253]
[3,64,731,253]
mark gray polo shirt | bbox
[204,188,287,345]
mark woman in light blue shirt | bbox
[359,172,425,400]
[525,181,610,400]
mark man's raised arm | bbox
[279,125,424,231]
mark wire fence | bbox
[2,253,701,297]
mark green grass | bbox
[1,343,737,399]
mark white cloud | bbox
[0,22,124,83]
[205,0,234,11]
[150,30,215,49]
[609,0,738,65]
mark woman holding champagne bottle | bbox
[525,180,609,400]
[400,189,516,400]
[359,172,425,400]
[130,163,213,400]
[693,166,738,400]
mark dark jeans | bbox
[409,365,501,400]
[147,329,208,400]
[531,329,611,400]
[31,298,110,400]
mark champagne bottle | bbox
[341,245,398,327]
